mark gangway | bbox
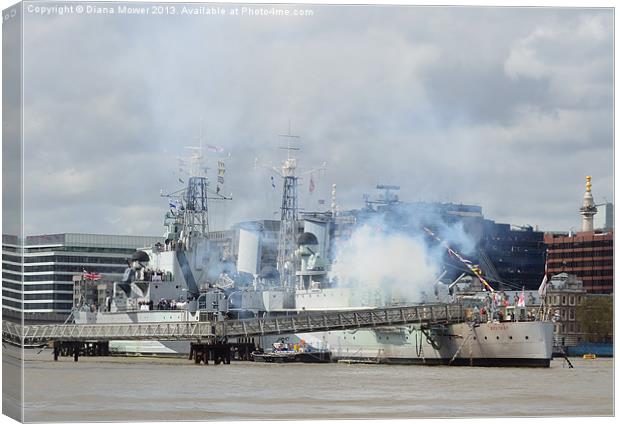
[221,303,464,338]
[3,303,466,346]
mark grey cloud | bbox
[17,5,613,236]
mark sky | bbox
[9,3,615,236]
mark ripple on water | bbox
[21,356,613,421]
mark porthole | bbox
[509,336,513,340]
[525,336,529,340]
[484,336,487,340]
[473,337,476,340]
[496,336,499,340]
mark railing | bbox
[3,320,215,344]
[4,303,465,345]
[220,304,465,337]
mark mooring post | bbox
[225,344,231,364]
[73,342,80,362]
[53,342,59,361]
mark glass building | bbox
[2,233,161,323]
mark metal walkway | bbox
[3,304,465,346]
[2,321,216,345]
[221,304,465,337]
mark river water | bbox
[6,347,614,422]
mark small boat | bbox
[251,342,331,363]
[583,354,597,360]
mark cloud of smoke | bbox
[328,211,477,303]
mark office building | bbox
[544,230,613,294]
[594,202,614,231]
[2,233,161,323]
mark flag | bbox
[270,176,276,189]
[207,145,224,153]
[318,199,325,205]
[538,258,549,296]
[83,271,102,281]
[217,176,224,184]
[517,287,526,307]
[179,178,185,184]
[309,174,315,193]
[169,201,177,209]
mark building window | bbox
[562,296,566,305]
[569,295,575,306]
[569,309,575,321]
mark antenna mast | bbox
[277,121,300,288]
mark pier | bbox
[3,303,465,363]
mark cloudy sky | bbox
[16,3,614,236]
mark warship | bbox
[74,135,554,366]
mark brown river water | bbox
[3,346,614,422]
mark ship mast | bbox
[161,120,230,247]
[182,120,210,243]
[277,122,300,288]
[255,121,326,289]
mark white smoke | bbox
[329,221,441,304]
[436,220,476,255]
[328,211,480,304]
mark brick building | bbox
[544,230,613,294]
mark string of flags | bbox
[423,227,494,292]
[217,160,226,194]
